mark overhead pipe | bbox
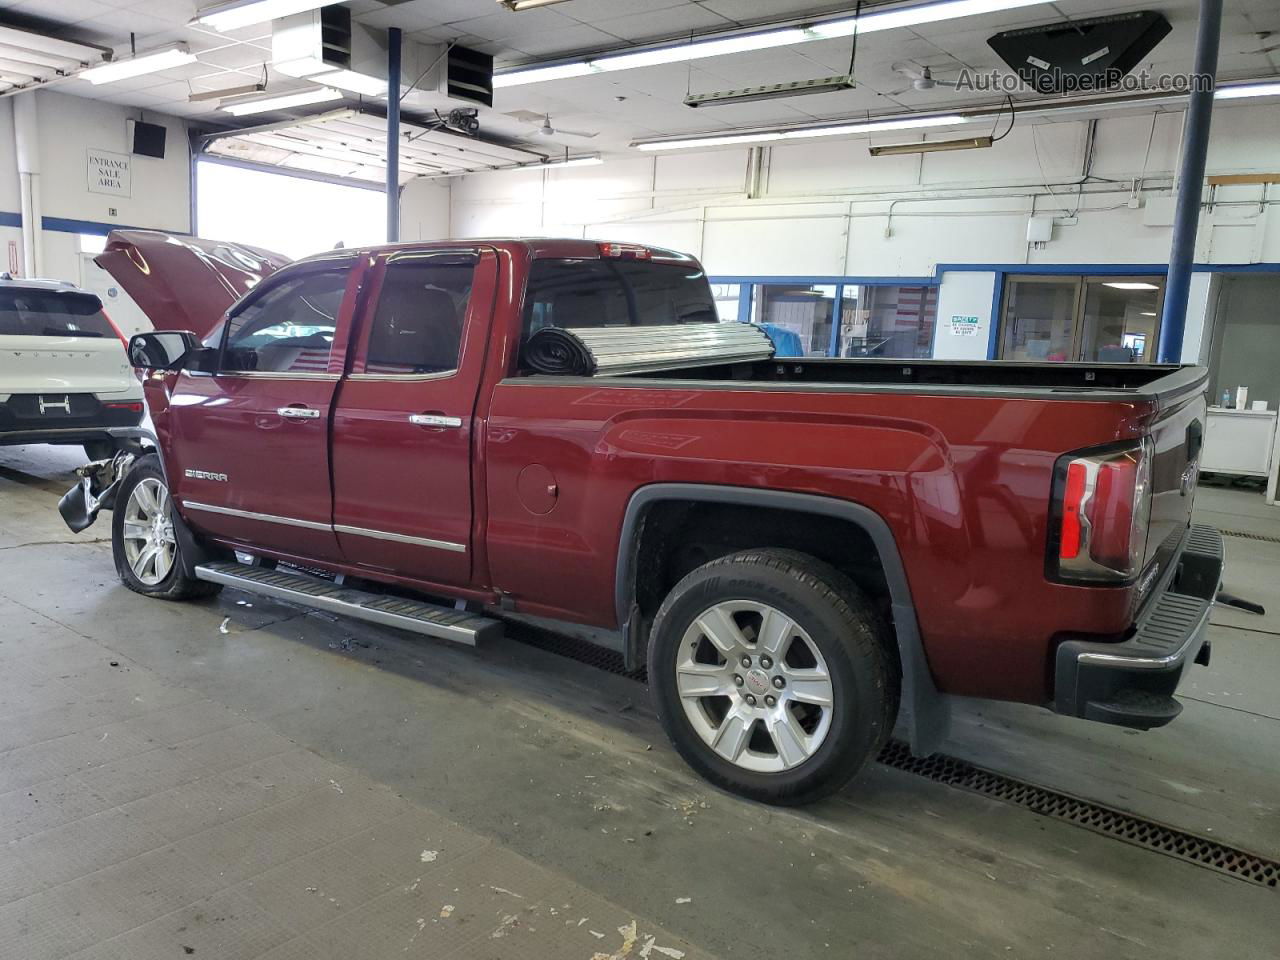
[12,92,43,278]
[1158,0,1222,363]
[386,26,402,243]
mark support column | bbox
[386,26,402,243]
[1158,0,1222,363]
[13,92,42,278]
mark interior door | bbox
[331,248,497,588]
[165,257,361,563]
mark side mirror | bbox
[128,331,216,372]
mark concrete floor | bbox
[2,444,1278,960]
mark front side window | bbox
[222,267,349,374]
[361,255,476,376]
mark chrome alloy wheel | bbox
[675,600,834,773]
[120,477,176,587]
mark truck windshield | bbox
[523,258,717,342]
[0,289,114,338]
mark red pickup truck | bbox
[62,231,1222,805]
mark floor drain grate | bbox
[513,629,1279,888]
[876,740,1279,888]
[1219,529,1280,545]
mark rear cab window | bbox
[355,253,478,377]
[0,289,116,338]
[521,258,718,361]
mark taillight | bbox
[1050,439,1153,583]
[102,401,144,413]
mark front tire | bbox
[112,456,220,601]
[648,549,898,805]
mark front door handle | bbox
[409,413,463,428]
[277,406,321,420]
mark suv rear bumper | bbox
[1053,524,1223,730]
[0,394,143,447]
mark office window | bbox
[750,283,837,357]
[835,285,937,359]
[999,275,1164,363]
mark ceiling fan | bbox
[502,110,600,142]
[886,61,962,95]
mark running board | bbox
[194,561,502,646]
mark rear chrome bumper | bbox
[1053,524,1223,730]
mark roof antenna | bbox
[130,32,136,57]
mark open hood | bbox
[95,230,291,338]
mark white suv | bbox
[0,275,144,459]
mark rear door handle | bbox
[409,413,463,428]
[277,406,321,420]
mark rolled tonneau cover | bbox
[523,322,776,377]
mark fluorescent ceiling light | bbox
[221,86,342,116]
[313,69,387,97]
[81,45,196,84]
[869,135,993,156]
[189,81,266,102]
[686,75,856,108]
[495,0,1049,87]
[555,156,604,168]
[193,0,346,32]
[809,0,1045,38]
[1215,82,1280,100]
[1103,282,1160,290]
[636,114,967,151]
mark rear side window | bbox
[522,259,717,343]
[0,289,115,338]
[360,254,477,376]
[222,267,349,374]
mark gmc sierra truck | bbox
[61,231,1222,805]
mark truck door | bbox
[164,256,362,563]
[330,248,497,588]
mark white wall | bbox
[0,90,193,284]
[408,99,1280,359]
[933,271,997,360]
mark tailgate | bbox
[1143,371,1207,575]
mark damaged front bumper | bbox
[58,450,136,533]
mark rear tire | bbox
[648,548,898,805]
[112,455,220,601]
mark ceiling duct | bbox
[273,7,493,111]
[987,11,1172,95]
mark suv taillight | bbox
[1050,438,1153,584]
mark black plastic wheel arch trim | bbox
[615,483,950,757]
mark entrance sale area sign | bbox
[87,149,131,198]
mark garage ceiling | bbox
[0,0,1277,167]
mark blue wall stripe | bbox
[0,211,20,228]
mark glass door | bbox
[999,277,1080,362]
[1078,278,1163,363]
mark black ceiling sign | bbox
[988,11,1172,94]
